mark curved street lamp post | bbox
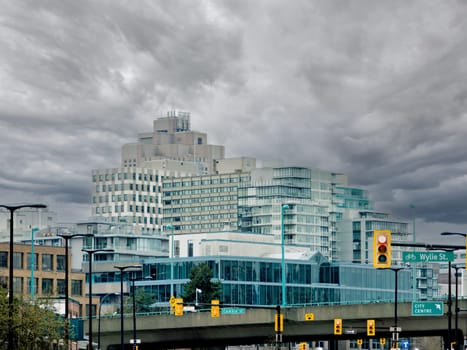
[0,203,46,350]
[114,265,142,350]
[83,248,114,350]
[441,232,467,350]
[58,232,94,348]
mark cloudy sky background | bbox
[1,0,467,243]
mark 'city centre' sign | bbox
[411,301,444,316]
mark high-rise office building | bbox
[92,110,411,264]
[121,110,224,174]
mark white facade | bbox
[122,110,225,175]
[0,207,57,242]
[167,230,316,260]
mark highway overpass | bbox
[92,300,466,349]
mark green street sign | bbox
[411,301,444,316]
[402,251,454,263]
[221,307,246,315]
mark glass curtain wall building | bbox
[130,256,413,308]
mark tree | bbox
[0,288,63,349]
[183,263,222,307]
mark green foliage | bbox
[183,263,222,306]
[0,288,63,349]
[135,288,155,313]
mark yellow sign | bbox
[305,313,314,321]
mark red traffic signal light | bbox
[334,318,342,335]
[373,230,391,268]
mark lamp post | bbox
[391,267,404,350]
[83,248,114,350]
[409,203,416,301]
[30,227,39,300]
[166,224,175,298]
[281,204,290,307]
[0,203,46,350]
[453,264,464,350]
[132,277,136,350]
[97,293,117,350]
[114,265,142,350]
[441,232,466,350]
[59,232,94,348]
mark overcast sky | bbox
[1,0,467,243]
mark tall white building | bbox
[122,110,224,174]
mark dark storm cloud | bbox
[1,0,467,242]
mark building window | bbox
[13,252,23,269]
[0,252,7,268]
[57,279,65,295]
[42,278,53,295]
[57,255,66,272]
[71,280,82,296]
[28,253,39,270]
[188,240,194,257]
[13,277,23,294]
[42,254,53,271]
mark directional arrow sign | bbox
[402,251,454,263]
[411,301,444,316]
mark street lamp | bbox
[441,232,466,350]
[453,263,464,350]
[390,267,411,350]
[58,232,94,348]
[280,204,290,307]
[98,293,118,350]
[0,203,46,350]
[166,224,175,298]
[114,265,142,350]
[30,227,39,300]
[83,248,114,350]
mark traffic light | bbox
[274,313,284,332]
[334,318,342,335]
[174,297,183,316]
[373,230,391,268]
[211,299,220,318]
[380,338,386,345]
[367,319,375,336]
[298,342,308,350]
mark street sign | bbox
[411,301,444,316]
[402,251,454,263]
[221,307,246,315]
[130,339,141,344]
[389,327,402,332]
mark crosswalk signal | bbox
[275,313,284,332]
[211,299,220,318]
[367,319,375,336]
[373,230,391,268]
[334,318,342,335]
[174,297,183,316]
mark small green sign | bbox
[411,301,444,316]
[221,307,246,315]
[402,251,454,263]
